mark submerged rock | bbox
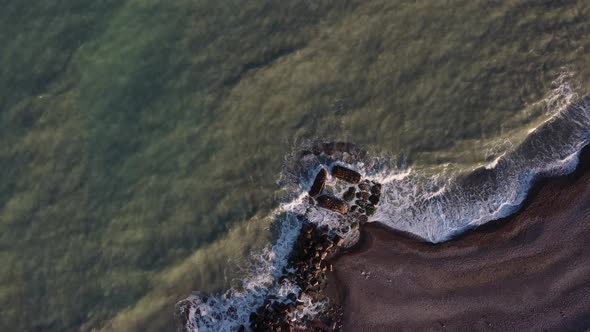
[331,165,361,184]
[342,187,356,201]
[316,195,349,215]
[315,142,356,156]
[309,168,328,197]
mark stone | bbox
[309,168,327,197]
[365,204,376,216]
[358,182,371,191]
[356,191,370,200]
[355,199,367,208]
[371,182,382,193]
[342,187,356,201]
[316,195,349,214]
[331,165,361,184]
[369,194,380,205]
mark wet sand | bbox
[329,147,590,331]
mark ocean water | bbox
[1,1,589,331]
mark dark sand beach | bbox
[329,147,590,331]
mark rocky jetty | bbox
[342,187,355,202]
[249,221,344,331]
[175,156,382,332]
[246,168,383,331]
[331,165,361,184]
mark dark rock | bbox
[248,221,344,332]
[331,165,361,184]
[238,324,245,332]
[316,195,349,214]
[355,199,367,208]
[365,204,376,216]
[356,191,370,200]
[350,205,358,213]
[371,182,382,194]
[369,194,380,205]
[309,168,327,197]
[342,187,356,201]
[358,182,371,191]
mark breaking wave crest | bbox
[177,73,590,331]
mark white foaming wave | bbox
[370,81,589,242]
[541,70,579,117]
[178,211,303,332]
[484,153,506,169]
[371,147,583,242]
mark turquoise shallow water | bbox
[0,1,589,331]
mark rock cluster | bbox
[247,166,383,331]
[307,165,381,219]
[250,221,344,331]
[177,146,385,332]
[349,180,381,217]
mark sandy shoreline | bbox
[328,146,590,331]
